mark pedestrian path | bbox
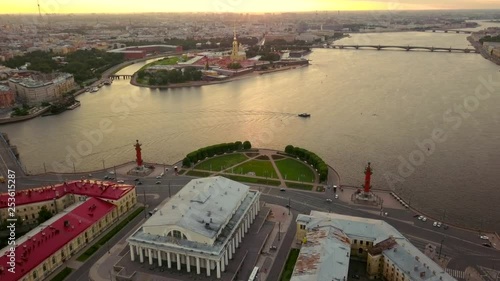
[446,268,466,280]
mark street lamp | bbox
[438,238,444,260]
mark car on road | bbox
[413,214,420,218]
[280,188,285,191]
[433,222,438,227]
[482,243,492,248]
[351,274,360,279]
[137,181,142,185]
[117,180,124,183]
[134,178,140,181]
[156,181,161,184]
[480,235,489,240]
[443,225,449,230]
[326,199,332,203]
[109,171,115,175]
[156,176,162,179]
[418,215,423,220]
[334,194,339,199]
[104,175,109,180]
[437,222,442,228]
[422,217,427,222]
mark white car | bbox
[437,222,442,228]
[334,194,339,199]
[156,176,162,179]
[117,180,124,183]
[433,222,438,227]
[422,217,427,222]
[418,215,424,220]
[326,199,332,203]
[480,235,489,240]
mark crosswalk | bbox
[446,268,466,280]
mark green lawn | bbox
[275,158,316,183]
[50,267,73,281]
[140,56,180,71]
[285,182,314,191]
[194,153,248,172]
[280,248,300,281]
[186,170,212,177]
[233,160,278,178]
[224,175,281,186]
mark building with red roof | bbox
[0,197,116,281]
[0,180,136,225]
[0,181,136,281]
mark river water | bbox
[3,29,500,231]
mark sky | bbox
[2,0,500,14]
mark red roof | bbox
[0,181,134,208]
[0,198,115,281]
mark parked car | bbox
[134,178,140,181]
[418,215,424,220]
[137,181,142,185]
[156,181,161,184]
[433,222,438,227]
[480,235,489,240]
[156,176,162,179]
[422,217,427,222]
[117,180,124,183]
[280,188,285,191]
[437,222,442,228]
[334,194,339,199]
[482,243,492,248]
[326,199,332,203]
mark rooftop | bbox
[8,72,73,88]
[296,212,456,281]
[142,176,249,240]
[292,223,351,281]
[0,180,134,208]
[0,198,115,281]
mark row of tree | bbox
[182,141,252,167]
[480,35,500,44]
[4,49,124,84]
[284,145,328,182]
[137,67,203,85]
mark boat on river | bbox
[298,113,311,118]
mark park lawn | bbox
[224,175,281,186]
[194,153,248,172]
[285,182,314,191]
[139,56,180,71]
[186,170,212,177]
[233,160,278,178]
[275,158,316,183]
[280,248,300,281]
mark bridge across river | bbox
[328,44,478,53]
[108,74,133,80]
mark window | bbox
[52,256,56,264]
[43,264,47,272]
[360,240,363,245]
[354,239,357,244]
[33,271,37,279]
[358,248,363,254]
[300,224,306,230]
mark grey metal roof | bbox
[291,222,351,281]
[142,176,250,241]
[295,212,456,281]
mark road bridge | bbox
[108,74,133,80]
[328,44,478,53]
[426,29,472,34]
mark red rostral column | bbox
[135,140,143,167]
[364,162,372,193]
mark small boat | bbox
[298,113,311,118]
[104,79,112,85]
[90,87,99,93]
[97,83,104,88]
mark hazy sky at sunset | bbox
[2,0,499,14]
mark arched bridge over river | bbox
[328,45,478,53]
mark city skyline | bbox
[2,0,500,14]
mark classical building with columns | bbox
[127,176,260,279]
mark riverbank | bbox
[0,106,51,125]
[130,71,260,89]
[468,35,500,65]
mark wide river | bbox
[3,29,500,232]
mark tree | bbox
[285,145,294,154]
[37,206,53,224]
[243,141,252,150]
[235,141,243,150]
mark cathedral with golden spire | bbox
[230,27,246,62]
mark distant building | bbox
[230,30,246,62]
[294,211,456,281]
[8,72,76,106]
[0,181,137,281]
[0,85,15,108]
[107,44,183,60]
[127,176,260,279]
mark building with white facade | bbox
[127,176,260,279]
[294,211,456,281]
